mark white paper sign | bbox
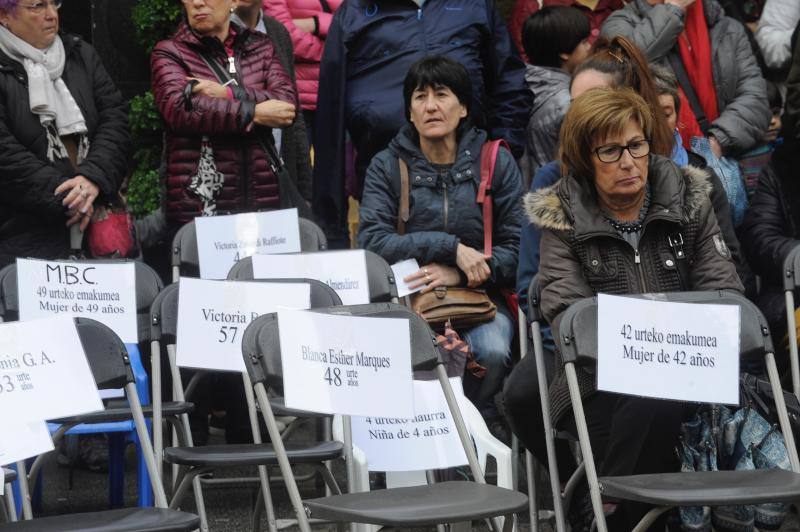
[0,317,103,424]
[278,310,414,417]
[176,278,311,372]
[196,209,302,279]
[352,378,467,471]
[391,259,428,298]
[597,294,740,404]
[0,420,54,467]
[16,258,138,344]
[253,250,370,305]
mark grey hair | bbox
[650,63,680,112]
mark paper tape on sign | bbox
[196,209,302,279]
[352,378,468,471]
[252,250,370,305]
[278,309,414,417]
[16,258,138,344]
[597,294,740,404]
[0,317,103,425]
[0,420,54,467]
[176,278,311,372]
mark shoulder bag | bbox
[398,140,507,333]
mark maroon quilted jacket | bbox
[152,21,297,225]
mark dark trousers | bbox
[560,393,685,530]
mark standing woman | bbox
[0,0,130,267]
[152,0,298,231]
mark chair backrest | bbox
[555,290,773,365]
[526,274,544,324]
[74,317,133,390]
[783,244,800,291]
[0,263,17,321]
[0,260,162,340]
[171,217,328,276]
[241,303,440,391]
[228,250,398,302]
[150,279,342,345]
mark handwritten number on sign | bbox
[217,325,239,344]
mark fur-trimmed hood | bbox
[524,155,712,234]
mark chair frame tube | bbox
[564,363,606,532]
[3,480,17,522]
[531,319,566,531]
[517,308,538,532]
[785,289,800,399]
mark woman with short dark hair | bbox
[359,56,523,422]
[528,87,742,529]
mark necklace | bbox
[604,188,651,234]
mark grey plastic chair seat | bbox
[0,507,199,531]
[50,401,194,425]
[303,481,528,527]
[600,469,800,506]
[2,468,15,483]
[164,440,343,467]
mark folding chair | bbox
[227,249,398,303]
[555,290,800,532]
[1,260,186,510]
[0,317,199,531]
[526,275,567,532]
[781,244,800,398]
[242,303,528,532]
[171,217,328,282]
[152,279,343,532]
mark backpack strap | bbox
[477,139,508,257]
[397,158,410,235]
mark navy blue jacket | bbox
[314,0,531,239]
[358,124,523,289]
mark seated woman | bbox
[358,56,523,423]
[529,87,742,529]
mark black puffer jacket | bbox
[739,145,800,341]
[526,155,743,423]
[358,124,523,290]
[0,34,130,267]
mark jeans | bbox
[461,306,513,418]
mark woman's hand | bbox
[404,263,461,293]
[55,175,99,231]
[293,18,316,34]
[254,100,296,128]
[456,243,491,287]
[187,77,229,99]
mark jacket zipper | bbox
[227,48,250,210]
[632,247,647,291]
[442,180,449,232]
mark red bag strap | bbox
[476,139,508,258]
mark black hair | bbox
[766,80,783,112]
[402,56,472,124]
[522,6,590,69]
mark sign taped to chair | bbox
[278,309,414,417]
[0,419,54,469]
[176,278,311,372]
[351,378,468,471]
[16,258,138,343]
[597,294,740,404]
[253,250,370,305]
[0,317,103,425]
[195,209,302,279]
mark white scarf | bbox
[0,26,88,161]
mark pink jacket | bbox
[263,0,342,110]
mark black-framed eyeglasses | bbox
[594,139,650,163]
[18,0,62,14]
